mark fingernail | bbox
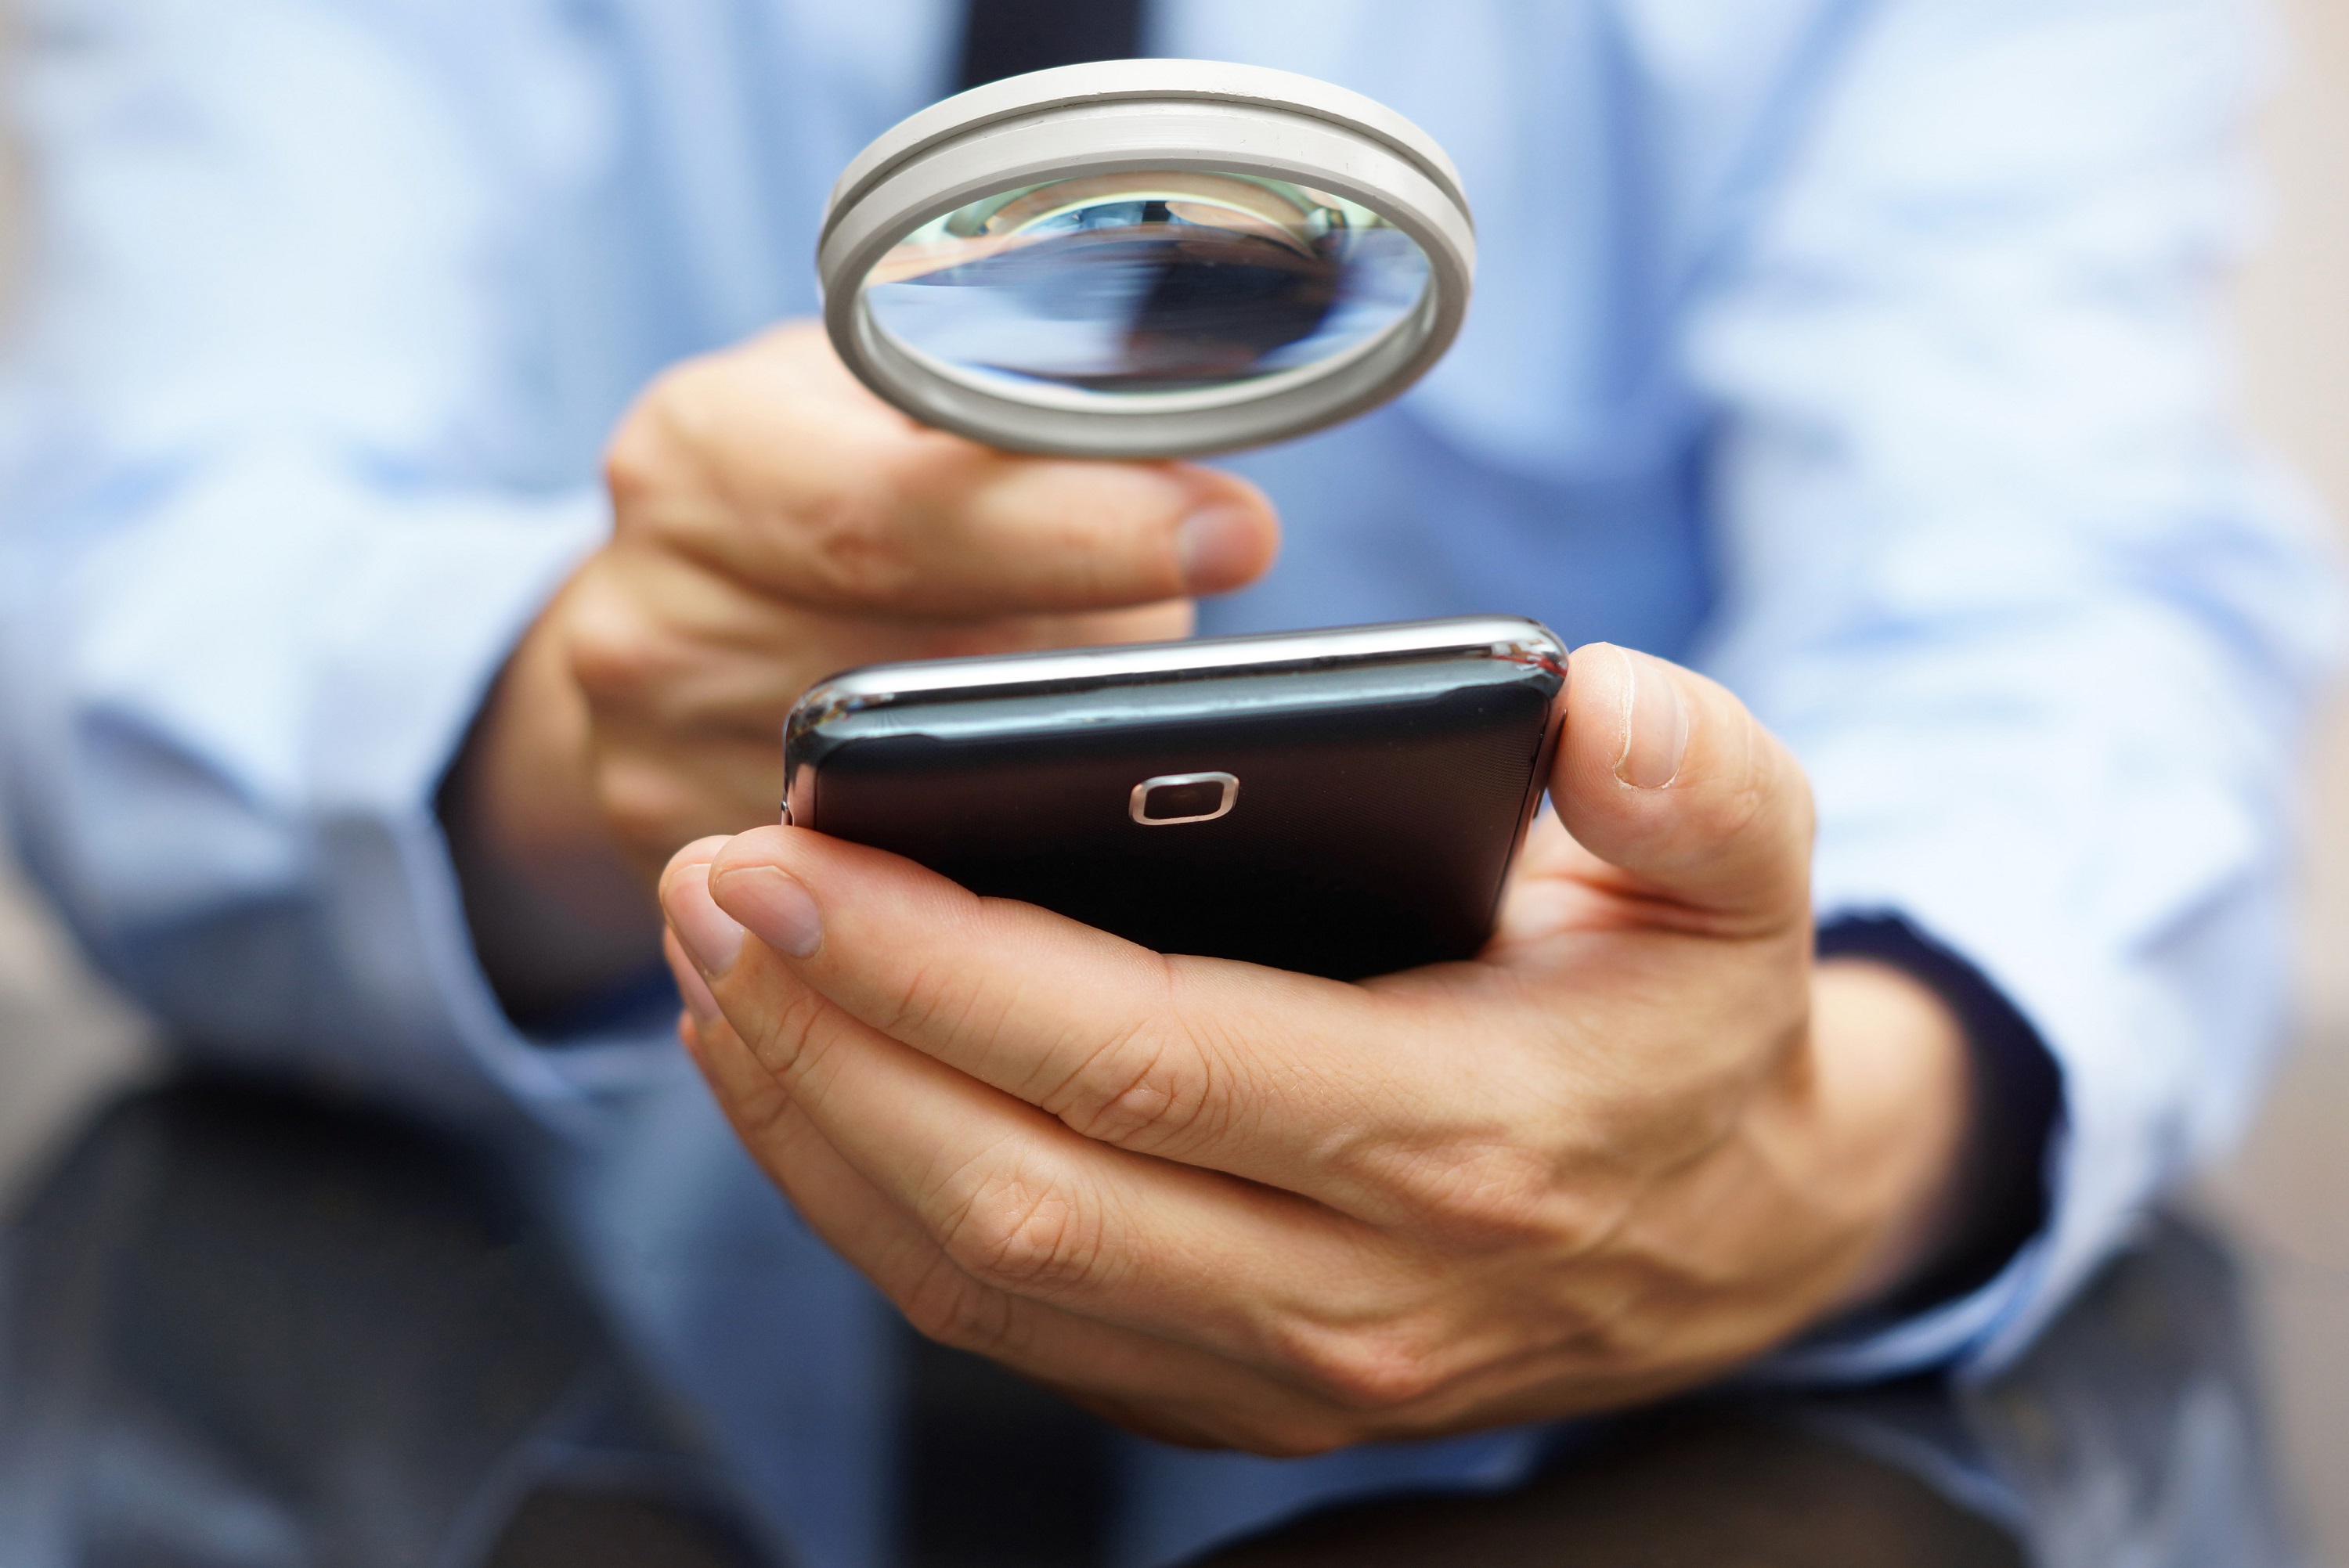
[1614,647,1690,789]
[713,863,824,959]
[665,861,747,976]
[1176,503,1261,594]
[666,930,723,1029]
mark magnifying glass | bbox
[818,60,1474,460]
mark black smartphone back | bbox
[782,617,1566,981]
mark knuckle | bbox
[1283,1325,1449,1413]
[899,1256,1019,1357]
[876,951,993,1054]
[610,353,941,613]
[590,758,698,861]
[939,1166,1101,1294]
[741,979,838,1083]
[788,491,919,606]
[604,361,715,505]
[602,423,663,512]
[564,588,673,715]
[1053,1015,1222,1153]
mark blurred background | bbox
[2,0,2346,1561]
[2199,1,2349,1562]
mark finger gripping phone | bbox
[782,617,1566,981]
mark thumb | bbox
[1550,644,1813,933]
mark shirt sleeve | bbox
[1684,0,2346,1375]
[0,0,664,1130]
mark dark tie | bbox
[898,13,1146,1565]
[958,0,1145,91]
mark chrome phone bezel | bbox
[781,615,1567,829]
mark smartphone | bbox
[781,616,1567,981]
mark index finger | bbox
[607,323,1280,618]
[699,826,1550,1225]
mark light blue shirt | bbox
[0,2,2339,1565]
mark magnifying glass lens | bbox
[861,172,1431,398]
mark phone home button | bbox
[1131,773,1239,827]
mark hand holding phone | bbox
[665,644,1968,1460]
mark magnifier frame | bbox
[819,60,1477,459]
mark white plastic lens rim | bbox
[817,59,1477,460]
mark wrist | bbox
[438,579,662,1023]
[1802,957,1978,1315]
[1814,916,2064,1324]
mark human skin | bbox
[447,322,1976,1440]
[652,645,1972,1450]
[441,322,1276,1020]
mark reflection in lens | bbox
[861,173,1430,396]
